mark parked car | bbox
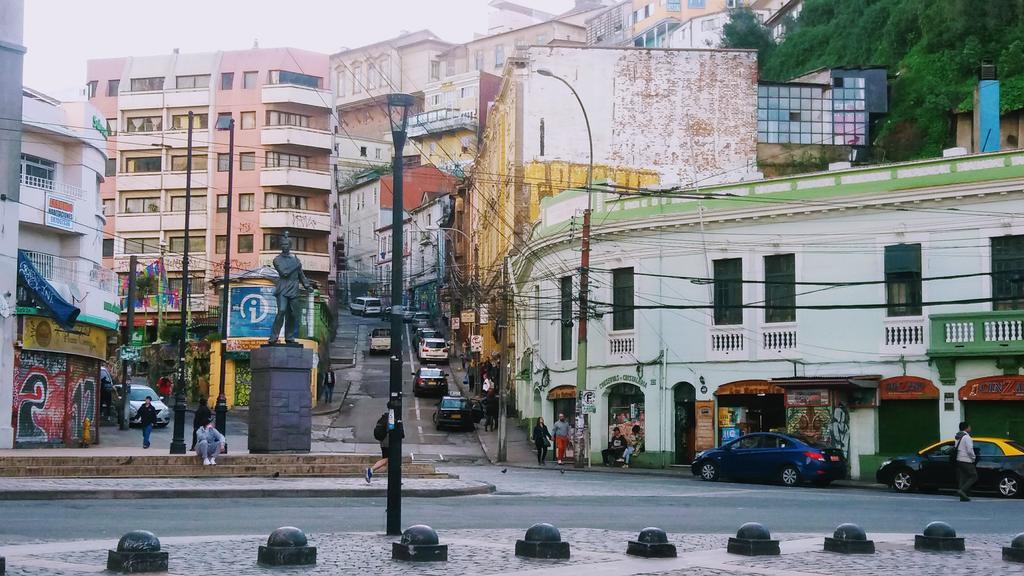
[350,296,382,316]
[413,328,441,349]
[369,328,391,354]
[412,367,449,398]
[413,311,432,327]
[127,385,171,427]
[692,432,846,487]
[876,437,1024,498]
[418,338,450,363]
[401,308,417,323]
[433,394,483,431]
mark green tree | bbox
[721,8,776,62]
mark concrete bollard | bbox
[914,521,965,552]
[392,525,448,562]
[626,527,677,558]
[1003,533,1024,563]
[515,523,570,559]
[823,523,875,554]
[106,530,169,573]
[257,527,317,566]
[727,522,780,556]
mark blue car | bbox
[691,432,847,487]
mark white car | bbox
[418,338,450,363]
[127,385,171,427]
[369,328,391,354]
[350,296,382,316]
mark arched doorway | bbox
[547,385,576,426]
[674,382,696,464]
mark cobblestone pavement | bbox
[2,529,1021,576]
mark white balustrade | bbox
[609,335,635,356]
[984,319,1024,342]
[762,327,797,350]
[944,321,975,343]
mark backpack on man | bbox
[373,413,388,442]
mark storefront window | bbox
[607,382,645,447]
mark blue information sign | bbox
[228,286,277,338]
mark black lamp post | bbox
[170,111,194,455]
[214,114,235,439]
[385,92,414,536]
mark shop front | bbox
[774,376,879,458]
[877,376,940,454]
[959,376,1024,443]
[607,382,645,450]
[547,385,576,424]
[714,380,785,444]
[13,316,110,448]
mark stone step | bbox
[0,463,443,478]
[0,454,397,467]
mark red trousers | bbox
[555,436,568,461]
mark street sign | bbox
[120,346,140,361]
[451,316,460,330]
[580,390,597,414]
[479,305,489,324]
[460,310,475,324]
[470,335,483,352]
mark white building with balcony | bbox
[513,149,1024,480]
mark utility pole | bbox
[497,255,510,462]
[169,111,193,455]
[215,115,235,439]
[120,256,138,430]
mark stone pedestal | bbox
[257,527,317,566]
[249,344,313,454]
[106,530,168,573]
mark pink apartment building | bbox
[86,47,334,338]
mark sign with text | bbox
[22,316,108,360]
[694,400,715,452]
[470,334,483,352]
[450,316,460,330]
[478,305,489,324]
[460,310,475,324]
[785,388,827,407]
[228,285,277,338]
[879,376,939,401]
[44,194,75,231]
[959,376,1024,401]
[580,390,597,414]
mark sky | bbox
[23,0,576,99]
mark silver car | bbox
[127,385,171,427]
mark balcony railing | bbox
[21,251,116,294]
[761,325,797,351]
[882,316,927,355]
[928,310,1024,357]
[609,334,635,358]
[709,325,745,360]
[407,108,478,138]
[21,174,85,200]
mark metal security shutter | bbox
[964,402,1024,443]
[878,400,939,454]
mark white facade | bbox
[337,173,387,300]
[336,135,392,186]
[514,149,1024,478]
[666,9,771,48]
[408,194,450,301]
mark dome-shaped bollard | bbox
[1003,532,1024,563]
[515,523,570,559]
[393,525,448,562]
[823,523,875,554]
[626,527,677,558]
[727,522,780,556]
[914,521,964,552]
[106,530,169,573]
[258,527,317,566]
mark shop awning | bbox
[547,385,577,400]
[714,380,785,396]
[772,375,881,390]
[17,250,80,329]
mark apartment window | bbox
[86,81,98,98]
[171,113,208,130]
[124,237,160,254]
[266,110,310,127]
[237,234,254,253]
[106,118,118,136]
[217,153,230,172]
[102,239,114,258]
[688,0,706,7]
[102,199,114,216]
[171,154,208,171]
[429,60,441,82]
[240,111,256,130]
[175,75,210,89]
[380,56,391,86]
[431,94,441,106]
[20,154,54,180]
[124,156,161,173]
[130,77,164,92]
[106,79,120,96]
[168,276,206,296]
[337,71,346,97]
[494,45,505,68]
[169,236,205,253]
[667,0,681,10]
[764,254,796,323]
[124,116,162,133]
[474,50,484,71]
[992,235,1024,310]
[168,195,205,212]
[560,276,573,361]
[264,234,307,251]
[268,70,322,89]
[884,244,922,316]
[375,148,382,159]
[265,193,308,210]
[612,267,635,331]
[215,235,227,255]
[352,65,362,93]
[239,152,255,171]
[220,72,234,90]
[239,193,255,211]
[266,152,308,169]
[216,194,228,213]
[536,34,548,45]
[366,63,377,89]
[713,258,743,325]
[123,197,160,214]
[216,112,232,128]
[242,71,258,89]
[359,146,367,157]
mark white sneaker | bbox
[209,458,217,465]
[203,458,211,466]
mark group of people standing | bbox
[532,414,644,467]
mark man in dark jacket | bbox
[191,398,212,451]
[324,369,336,404]
[366,404,404,483]
[137,396,158,449]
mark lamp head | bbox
[386,92,416,134]
[536,68,554,77]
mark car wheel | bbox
[998,473,1021,498]
[779,465,800,487]
[891,468,915,493]
[698,460,719,481]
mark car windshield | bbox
[420,369,444,379]
[440,398,467,410]
[424,340,446,349]
[129,387,158,402]
[363,299,381,306]
[420,330,439,338]
[371,329,390,337]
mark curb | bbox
[0,482,495,501]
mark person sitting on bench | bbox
[622,424,644,468]
[602,427,627,466]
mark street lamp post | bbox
[536,68,593,469]
[215,115,235,439]
[386,92,415,536]
[170,111,194,455]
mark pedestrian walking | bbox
[195,421,225,466]
[190,397,212,451]
[137,396,158,449]
[532,417,552,465]
[324,368,336,404]
[551,413,570,465]
[468,360,477,392]
[485,387,499,432]
[156,376,172,403]
[954,421,978,501]
[366,405,404,483]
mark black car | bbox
[433,395,483,431]
[876,437,1024,498]
[412,367,449,398]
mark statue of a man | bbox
[268,232,312,344]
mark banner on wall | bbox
[22,316,107,360]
